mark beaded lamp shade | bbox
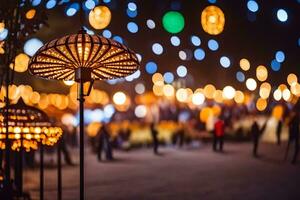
[28,31,140,81]
[0,99,62,151]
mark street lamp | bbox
[28,29,140,200]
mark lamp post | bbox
[28,30,140,199]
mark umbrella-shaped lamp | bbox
[28,30,140,199]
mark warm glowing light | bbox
[11,53,29,73]
[259,82,271,99]
[200,107,213,123]
[89,6,111,30]
[256,65,268,82]
[234,91,244,104]
[282,89,291,101]
[272,105,284,120]
[176,88,188,102]
[26,9,36,19]
[222,86,235,100]
[152,73,164,86]
[291,83,300,96]
[246,78,257,91]
[256,98,267,111]
[203,84,216,99]
[192,92,205,106]
[113,92,126,105]
[163,84,175,97]
[135,105,147,118]
[213,90,223,103]
[273,89,282,101]
[287,73,298,86]
[239,58,250,71]
[201,6,225,35]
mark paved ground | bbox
[23,142,300,200]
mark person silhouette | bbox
[251,119,268,157]
[97,124,113,161]
[285,112,299,164]
[276,119,283,146]
[213,118,225,152]
[150,123,159,155]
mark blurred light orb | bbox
[277,9,288,22]
[207,39,219,51]
[32,0,41,6]
[236,71,245,82]
[126,9,137,18]
[246,78,257,91]
[135,105,147,118]
[46,0,56,9]
[102,29,112,38]
[256,98,267,111]
[170,36,181,46]
[176,88,188,102]
[179,50,187,60]
[208,0,217,3]
[26,9,36,19]
[146,61,157,74]
[104,104,115,119]
[275,51,285,63]
[177,65,187,77]
[61,113,77,126]
[63,80,75,86]
[146,19,156,29]
[247,1,259,12]
[85,0,96,10]
[191,35,201,46]
[259,82,271,99]
[127,22,139,33]
[135,83,145,94]
[200,107,213,123]
[23,38,43,56]
[273,89,282,101]
[162,11,185,34]
[113,92,126,105]
[152,43,164,55]
[204,84,216,99]
[66,3,80,16]
[234,91,245,104]
[113,36,123,44]
[192,92,205,105]
[11,53,30,73]
[0,28,9,41]
[201,6,225,35]
[239,58,250,71]
[194,48,205,60]
[152,73,164,85]
[287,73,298,86]
[164,72,174,84]
[282,89,291,101]
[220,56,230,68]
[89,6,111,30]
[256,65,268,82]
[128,2,137,11]
[163,84,175,97]
[222,86,235,100]
[271,59,281,71]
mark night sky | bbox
[14,0,300,95]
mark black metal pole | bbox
[79,81,85,200]
[57,141,62,200]
[19,136,23,195]
[40,145,44,200]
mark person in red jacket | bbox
[213,118,225,152]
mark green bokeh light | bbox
[162,11,185,34]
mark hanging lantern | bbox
[89,6,111,30]
[201,6,225,35]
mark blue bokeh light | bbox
[85,0,95,10]
[271,59,281,71]
[236,71,245,82]
[126,9,138,18]
[46,0,56,9]
[66,3,80,16]
[128,2,137,11]
[177,65,187,77]
[164,72,174,83]
[0,28,8,41]
[220,56,231,68]
[275,51,285,63]
[277,9,288,22]
[32,0,41,6]
[194,48,205,60]
[102,29,112,38]
[208,39,219,51]
[208,0,217,3]
[191,35,201,46]
[145,61,158,74]
[113,36,123,44]
[247,1,259,13]
[103,0,111,3]
[127,22,139,33]
[170,36,181,46]
[146,19,155,29]
[152,43,164,55]
[23,38,43,56]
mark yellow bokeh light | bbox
[201,6,225,35]
[256,65,268,82]
[200,107,213,123]
[89,6,111,30]
[272,105,284,120]
[259,82,271,99]
[234,91,244,104]
[113,91,126,105]
[239,58,250,71]
[222,86,235,100]
[287,73,298,86]
[256,98,267,111]
[26,9,36,19]
[203,84,216,99]
[273,89,282,101]
[282,89,291,101]
[176,88,188,102]
[153,84,164,96]
[11,53,29,73]
[163,84,175,97]
[213,90,223,103]
[192,92,205,106]
[246,78,257,91]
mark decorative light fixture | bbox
[28,29,140,200]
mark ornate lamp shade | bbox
[0,99,62,151]
[28,31,140,82]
